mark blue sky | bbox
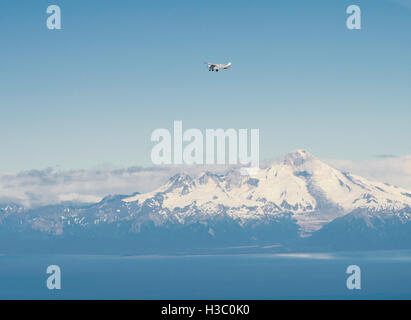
[1,0,410,172]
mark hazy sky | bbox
[1,0,410,172]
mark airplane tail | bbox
[225,62,232,69]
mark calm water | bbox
[1,251,411,299]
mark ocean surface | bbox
[1,250,411,299]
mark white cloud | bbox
[0,165,231,208]
[324,155,411,190]
[0,155,410,208]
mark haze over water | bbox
[1,250,411,299]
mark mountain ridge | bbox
[121,149,411,234]
[1,150,411,253]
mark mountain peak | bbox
[283,149,313,166]
[167,172,194,188]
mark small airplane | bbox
[205,62,232,72]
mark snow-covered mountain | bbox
[1,150,411,252]
[122,150,411,235]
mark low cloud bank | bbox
[1,156,410,208]
[0,165,230,208]
[324,155,411,190]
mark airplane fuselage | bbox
[207,62,232,72]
